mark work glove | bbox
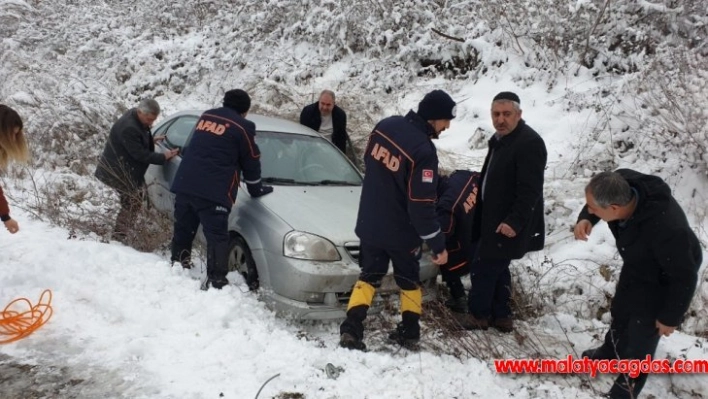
[248,184,274,198]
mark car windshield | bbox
[256,131,362,186]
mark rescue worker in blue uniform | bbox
[339,90,457,350]
[436,170,480,313]
[169,89,273,289]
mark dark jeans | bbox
[441,268,466,299]
[595,304,661,398]
[114,188,144,238]
[467,241,512,320]
[171,193,230,279]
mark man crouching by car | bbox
[169,89,273,290]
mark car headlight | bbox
[283,231,341,261]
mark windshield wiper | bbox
[263,177,298,185]
[315,180,360,186]
[262,177,315,185]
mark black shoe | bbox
[491,317,514,333]
[388,322,420,347]
[200,277,229,290]
[445,296,468,313]
[582,345,615,360]
[340,333,366,351]
[171,257,194,270]
[452,312,489,330]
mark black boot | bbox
[171,256,194,269]
[388,312,420,347]
[582,345,616,360]
[200,276,229,290]
[445,296,468,313]
[171,247,194,269]
[340,306,368,351]
[339,332,366,351]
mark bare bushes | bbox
[2,86,173,252]
[617,49,708,177]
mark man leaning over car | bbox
[169,89,273,290]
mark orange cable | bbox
[0,289,53,344]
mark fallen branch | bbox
[431,28,465,43]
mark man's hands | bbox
[164,148,179,161]
[3,219,19,234]
[496,222,517,238]
[656,320,676,337]
[431,249,448,265]
[574,219,593,241]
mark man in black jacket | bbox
[455,92,547,333]
[339,90,455,350]
[574,169,701,399]
[436,170,480,313]
[95,99,179,243]
[299,90,348,153]
[169,89,273,289]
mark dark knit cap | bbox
[223,89,251,113]
[418,90,457,121]
[493,91,521,104]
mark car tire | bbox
[228,235,259,291]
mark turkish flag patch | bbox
[422,169,434,183]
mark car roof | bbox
[164,110,320,137]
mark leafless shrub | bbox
[617,48,708,177]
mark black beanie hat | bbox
[223,89,251,114]
[418,90,457,121]
[493,91,520,104]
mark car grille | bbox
[343,242,360,262]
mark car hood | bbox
[257,185,361,245]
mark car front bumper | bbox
[254,247,440,320]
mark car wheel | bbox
[228,235,259,291]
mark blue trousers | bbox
[359,243,421,291]
[467,242,512,320]
[171,193,230,279]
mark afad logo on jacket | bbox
[196,119,230,135]
[463,186,478,214]
[370,142,401,172]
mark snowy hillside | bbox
[1,0,707,398]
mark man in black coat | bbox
[436,170,480,313]
[169,89,273,289]
[339,90,455,350]
[455,91,547,333]
[299,90,348,153]
[95,99,179,242]
[574,169,701,399]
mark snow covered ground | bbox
[2,1,707,397]
[1,206,706,399]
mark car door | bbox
[146,114,199,212]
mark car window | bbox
[164,116,199,150]
[256,131,362,185]
[153,119,173,137]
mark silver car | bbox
[145,111,439,319]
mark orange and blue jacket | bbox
[171,107,262,208]
[355,111,445,254]
[436,170,480,271]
